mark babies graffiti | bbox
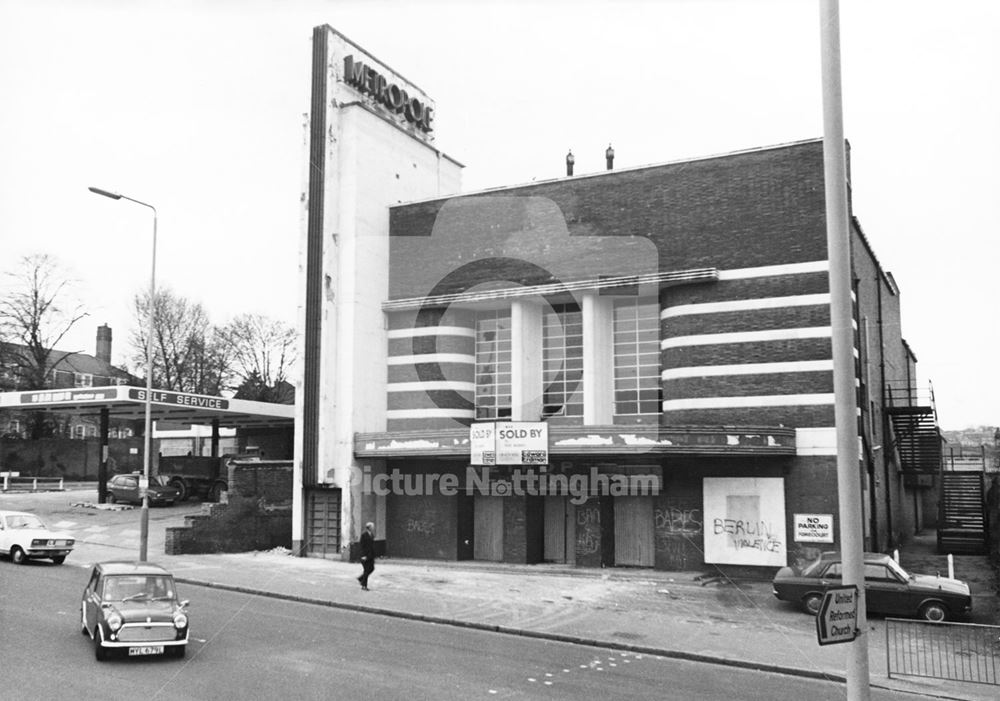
[654,507,702,535]
[713,517,782,553]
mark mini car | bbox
[81,561,189,661]
[0,509,75,565]
[106,473,180,506]
[772,551,972,622]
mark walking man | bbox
[357,521,376,590]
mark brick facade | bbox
[164,461,292,555]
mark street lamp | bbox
[89,186,157,562]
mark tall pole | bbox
[819,3,870,700]
[140,205,157,562]
[88,186,157,562]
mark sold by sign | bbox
[469,422,548,465]
[816,585,858,646]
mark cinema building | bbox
[293,26,940,574]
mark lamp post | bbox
[89,186,157,562]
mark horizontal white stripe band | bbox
[386,381,476,392]
[387,326,476,339]
[717,260,828,280]
[795,427,838,455]
[386,409,476,419]
[661,326,831,349]
[661,360,833,380]
[661,293,830,319]
[662,393,835,410]
[387,353,475,365]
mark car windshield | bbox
[800,554,828,577]
[102,575,176,601]
[886,557,911,581]
[4,514,45,529]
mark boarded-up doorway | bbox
[544,496,568,562]
[473,495,504,561]
[614,496,654,567]
[305,487,341,558]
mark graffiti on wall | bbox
[703,478,786,566]
[655,507,702,535]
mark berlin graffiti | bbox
[712,518,782,553]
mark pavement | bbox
[9,489,1000,700]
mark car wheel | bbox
[52,555,66,565]
[94,627,108,661]
[171,479,188,501]
[802,592,823,615]
[10,546,26,565]
[919,601,948,622]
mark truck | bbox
[157,454,253,502]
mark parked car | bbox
[106,473,180,506]
[81,561,190,660]
[772,551,972,622]
[0,509,75,565]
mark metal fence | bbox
[887,618,1000,686]
[1,474,65,492]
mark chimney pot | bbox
[96,324,112,364]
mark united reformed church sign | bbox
[343,55,434,133]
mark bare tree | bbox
[130,288,233,395]
[220,313,296,403]
[0,254,89,437]
[0,254,89,388]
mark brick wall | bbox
[164,461,292,555]
[0,437,144,479]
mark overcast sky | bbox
[1,0,997,431]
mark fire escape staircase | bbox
[886,383,986,554]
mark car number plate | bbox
[128,645,164,656]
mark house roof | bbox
[0,341,133,381]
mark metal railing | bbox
[0,475,66,492]
[887,618,1000,686]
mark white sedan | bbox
[0,509,75,564]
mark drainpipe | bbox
[877,274,894,547]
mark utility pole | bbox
[819,2,871,699]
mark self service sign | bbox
[470,422,548,466]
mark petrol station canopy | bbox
[0,386,294,429]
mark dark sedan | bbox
[772,551,972,622]
[106,474,180,506]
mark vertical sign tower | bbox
[294,26,463,557]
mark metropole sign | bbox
[816,585,859,646]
